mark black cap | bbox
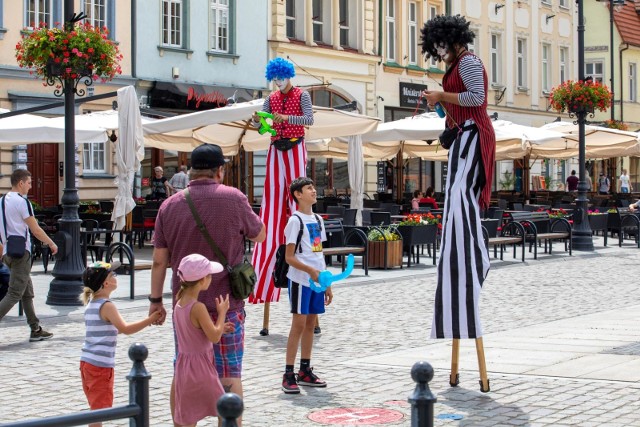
[83,261,121,292]
[191,143,228,169]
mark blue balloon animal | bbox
[256,111,277,137]
[309,254,354,293]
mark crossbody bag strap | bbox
[184,189,229,268]
[1,196,7,244]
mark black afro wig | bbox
[420,14,475,62]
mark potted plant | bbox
[15,22,122,83]
[549,79,612,114]
[366,225,403,269]
[602,119,629,131]
[587,209,609,245]
[396,213,441,267]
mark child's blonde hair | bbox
[80,287,95,305]
[176,278,204,301]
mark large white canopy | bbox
[142,99,380,155]
[0,108,107,144]
[533,122,640,159]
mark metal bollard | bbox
[127,343,151,427]
[408,361,437,427]
[217,393,244,427]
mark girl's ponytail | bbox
[80,287,93,305]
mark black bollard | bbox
[408,361,437,427]
[217,393,244,427]
[127,343,151,427]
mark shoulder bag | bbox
[184,190,256,300]
[1,195,28,259]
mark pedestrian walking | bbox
[149,143,265,427]
[566,170,579,192]
[79,261,161,427]
[150,166,173,200]
[0,169,58,341]
[598,172,610,195]
[169,165,190,194]
[618,169,632,193]
[172,254,235,427]
[282,177,333,394]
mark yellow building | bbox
[0,1,133,206]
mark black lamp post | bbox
[572,0,594,252]
[46,2,91,305]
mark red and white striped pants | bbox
[249,142,307,303]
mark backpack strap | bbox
[293,214,304,253]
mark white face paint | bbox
[274,78,290,91]
[435,43,449,60]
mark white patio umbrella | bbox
[111,86,145,231]
[142,100,380,155]
[533,122,640,159]
[347,135,364,225]
[0,108,107,145]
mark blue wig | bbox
[265,58,295,81]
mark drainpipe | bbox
[378,0,382,56]
[446,0,451,16]
[619,43,629,122]
[131,0,136,78]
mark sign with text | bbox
[377,161,386,193]
[399,82,428,109]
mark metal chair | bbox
[343,208,357,226]
[370,211,392,226]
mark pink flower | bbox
[71,48,78,53]
[85,38,91,43]
[65,68,72,73]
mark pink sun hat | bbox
[177,254,224,282]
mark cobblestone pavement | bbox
[1,238,640,426]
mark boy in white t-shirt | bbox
[281,177,333,394]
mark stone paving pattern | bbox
[1,237,640,426]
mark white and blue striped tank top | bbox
[80,298,118,368]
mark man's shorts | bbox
[211,308,245,378]
[289,281,326,315]
[80,361,114,410]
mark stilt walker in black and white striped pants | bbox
[421,15,496,392]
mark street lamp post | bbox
[572,0,594,252]
[46,1,90,305]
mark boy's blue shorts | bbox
[288,280,325,315]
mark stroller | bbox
[0,262,10,301]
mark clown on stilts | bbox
[421,15,496,392]
[249,58,314,334]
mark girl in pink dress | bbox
[172,254,235,427]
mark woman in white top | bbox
[619,169,633,193]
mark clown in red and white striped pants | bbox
[250,142,307,303]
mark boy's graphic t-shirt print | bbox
[307,223,323,252]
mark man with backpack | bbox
[598,172,610,195]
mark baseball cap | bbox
[191,143,228,169]
[83,261,121,292]
[177,254,224,282]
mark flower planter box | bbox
[367,240,403,269]
[588,213,608,246]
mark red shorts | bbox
[80,361,114,410]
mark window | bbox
[339,0,349,47]
[308,88,349,108]
[490,33,502,85]
[286,0,296,39]
[386,0,396,62]
[429,6,438,67]
[312,0,323,43]
[630,63,637,102]
[517,38,527,88]
[468,31,478,54]
[162,0,182,47]
[585,61,604,84]
[408,2,417,65]
[210,0,229,53]
[542,43,551,92]
[559,0,568,7]
[84,0,106,29]
[83,142,106,173]
[559,47,568,83]
[26,0,53,28]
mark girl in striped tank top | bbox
[80,261,161,424]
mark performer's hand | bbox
[422,90,442,107]
[251,113,259,122]
[273,113,285,124]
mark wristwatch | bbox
[148,295,163,304]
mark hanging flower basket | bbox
[15,22,122,82]
[549,80,612,114]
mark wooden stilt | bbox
[449,339,460,386]
[475,337,490,392]
[259,302,270,336]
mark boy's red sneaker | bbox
[297,367,326,387]
[282,372,300,394]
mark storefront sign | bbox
[399,82,428,109]
[377,161,386,193]
[141,177,150,187]
[148,82,257,111]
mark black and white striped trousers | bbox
[431,120,490,339]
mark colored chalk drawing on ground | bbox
[308,408,404,424]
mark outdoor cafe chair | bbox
[370,211,392,226]
[326,205,346,217]
[343,208,357,226]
